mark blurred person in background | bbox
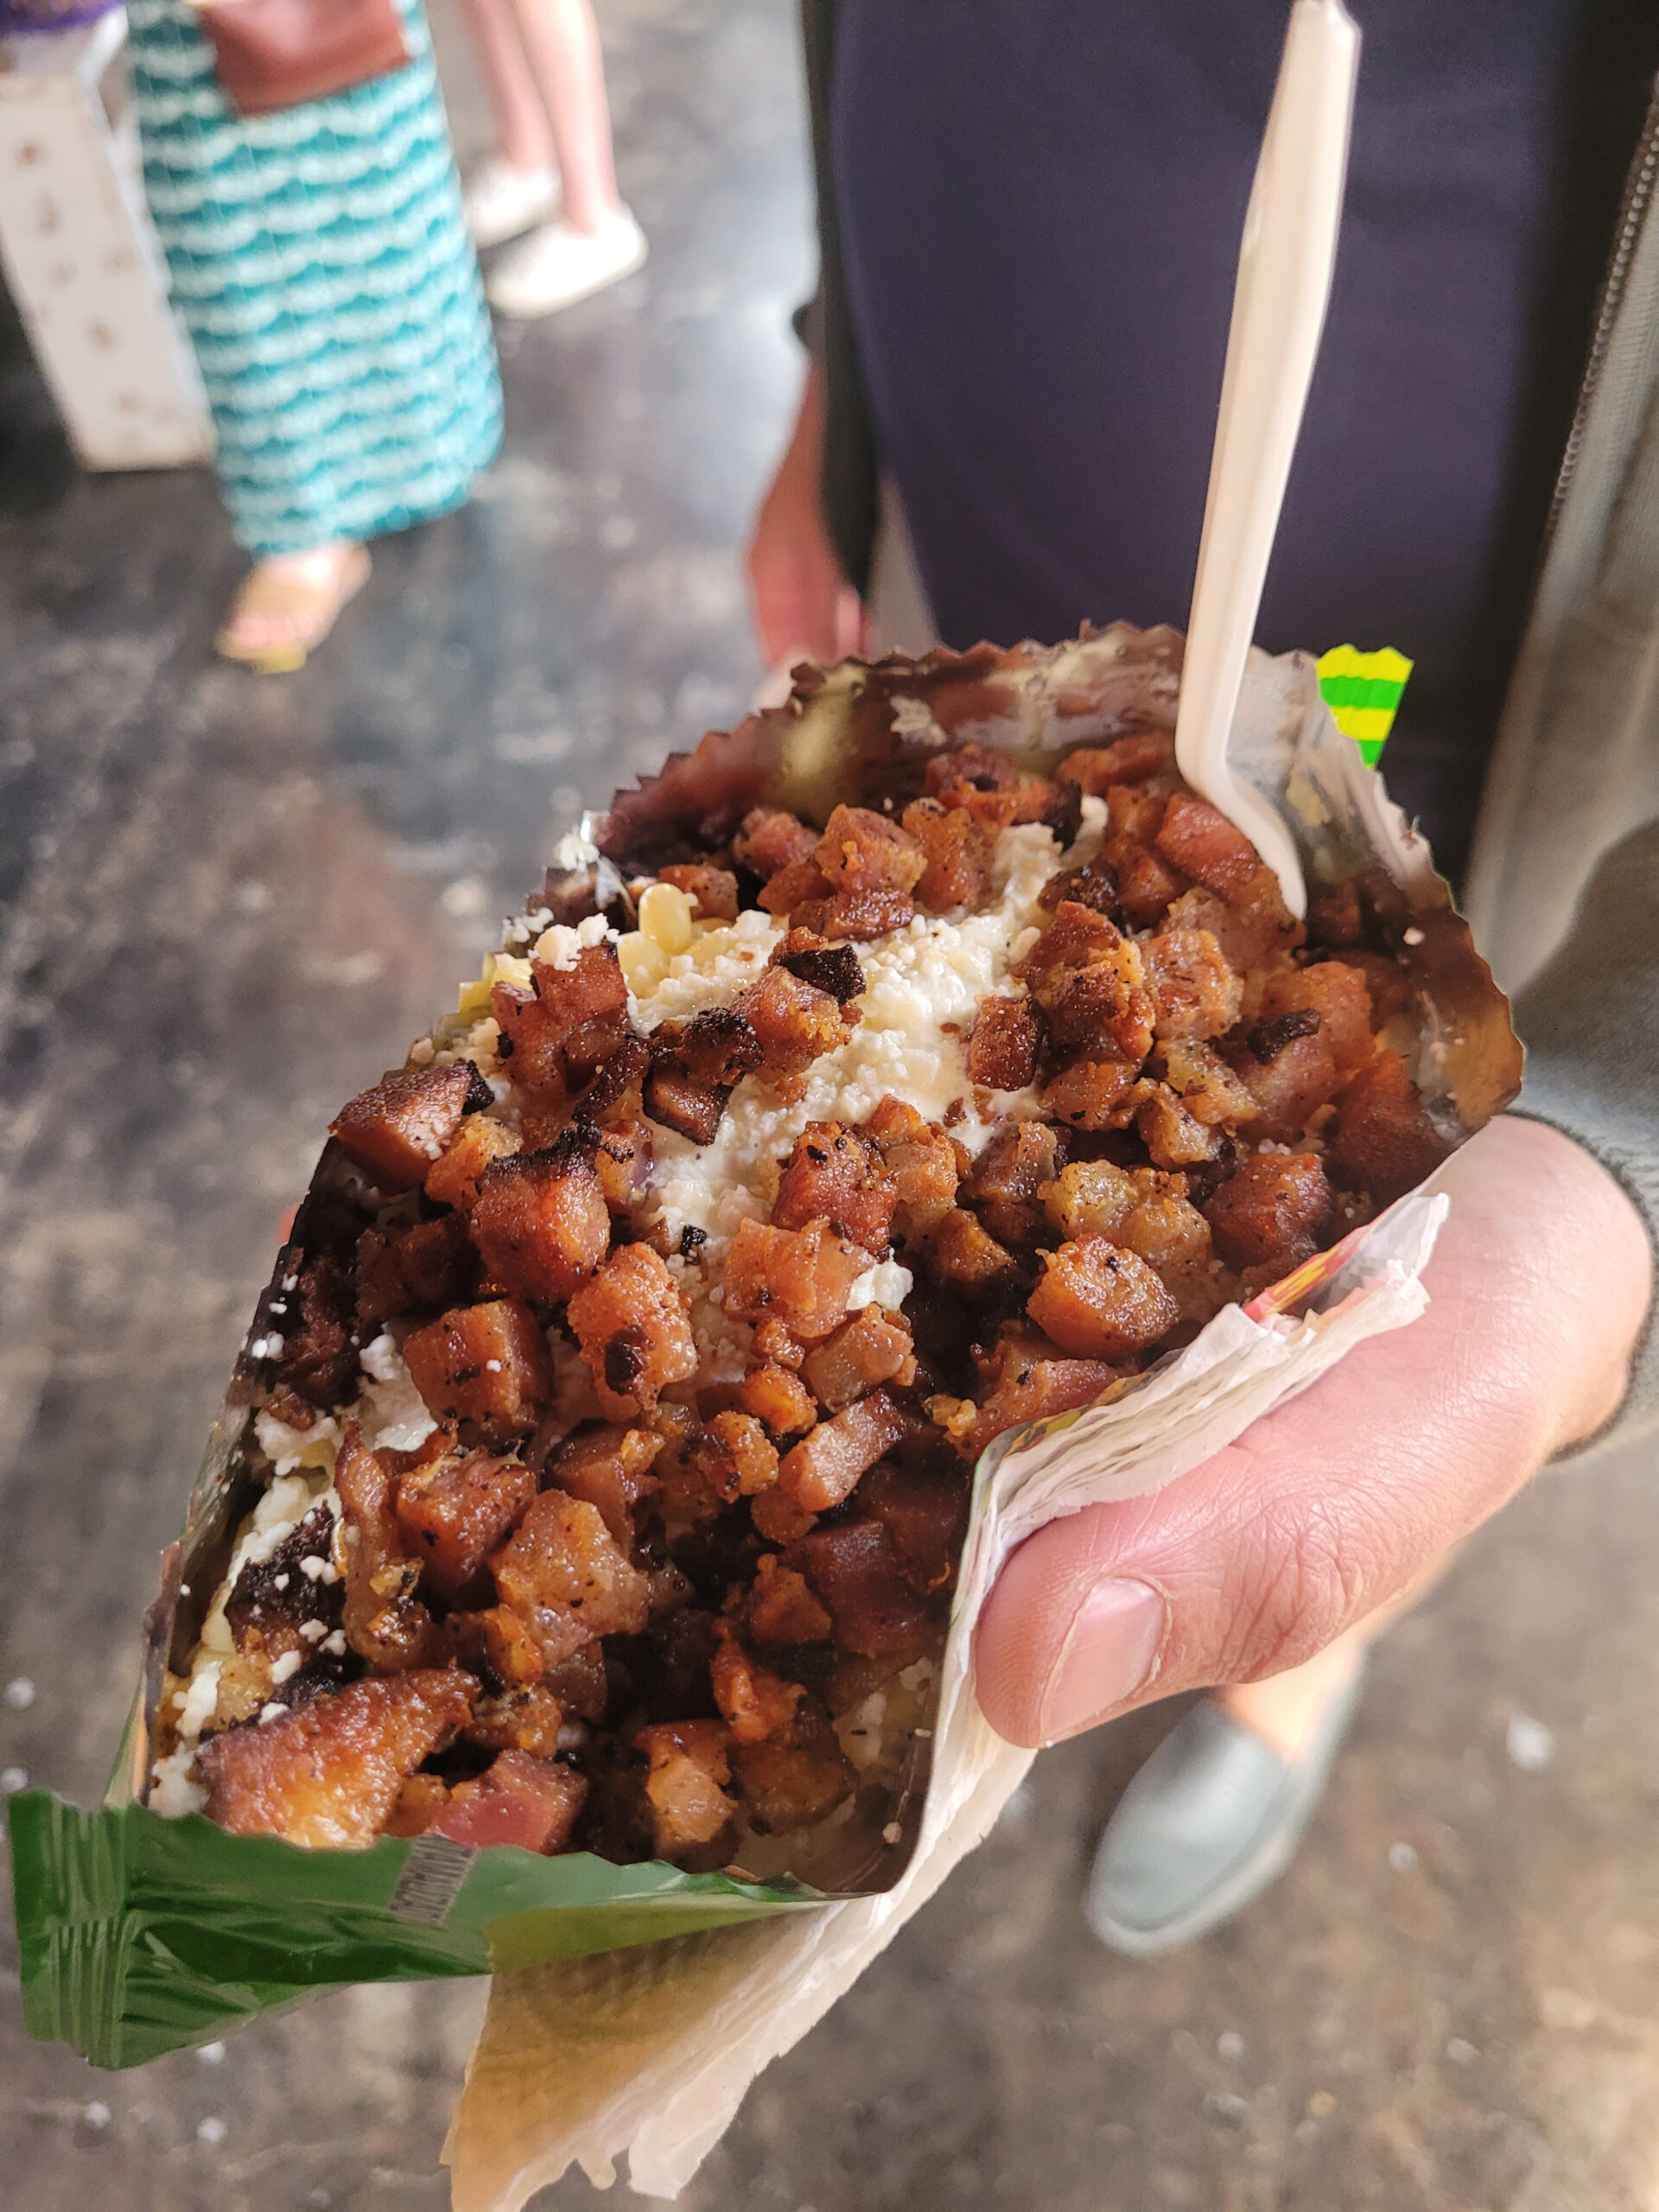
[456,0,645,316]
[750,0,1658,1955]
[128,0,502,671]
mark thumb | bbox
[973,1118,1649,1748]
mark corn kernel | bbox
[617,931,668,993]
[638,880,694,956]
[486,952,535,994]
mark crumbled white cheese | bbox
[532,912,614,968]
[254,1406,340,1477]
[848,1260,914,1312]
[269,1650,302,1686]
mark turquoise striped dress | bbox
[126,0,502,555]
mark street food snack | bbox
[151,711,1452,1874]
[11,628,1520,2087]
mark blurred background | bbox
[3,3,1659,2207]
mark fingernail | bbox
[1038,1578,1168,1745]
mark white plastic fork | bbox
[1173,0,1361,920]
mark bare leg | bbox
[500,0,619,234]
[456,0,555,174]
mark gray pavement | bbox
[3,3,1656,2207]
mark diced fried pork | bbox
[494,1491,651,1665]
[741,1362,817,1438]
[815,804,926,898]
[464,1684,567,1757]
[862,1096,961,1243]
[335,1424,441,1670]
[1019,900,1155,1060]
[1227,1028,1341,1143]
[1154,791,1261,903]
[924,742,1021,802]
[649,1007,763,1089]
[859,1462,969,1594]
[899,798,992,912]
[966,995,1041,1091]
[392,1437,536,1606]
[548,1423,664,1545]
[1058,732,1175,790]
[788,1517,939,1664]
[1257,961,1376,1074]
[1141,925,1243,1040]
[1326,1050,1449,1203]
[641,1065,728,1145]
[1158,1037,1258,1126]
[723,1217,874,1341]
[757,854,834,918]
[198,1669,474,1848]
[1039,1057,1139,1129]
[423,1115,523,1212]
[926,1206,1017,1293]
[931,1334,1119,1461]
[356,1213,478,1326]
[801,1307,915,1411]
[428,1750,588,1853]
[778,1389,907,1512]
[745,1553,832,1646]
[470,1138,611,1305]
[493,944,630,1100]
[737,963,856,1077]
[1037,853,1123,922]
[772,1122,897,1255]
[710,1623,803,1744]
[657,863,740,921]
[1204,1153,1334,1272]
[795,885,918,941]
[1114,844,1185,929]
[635,1718,735,1859]
[567,1243,699,1420]
[330,1063,490,1191]
[271,1254,360,1410]
[734,806,818,880]
[594,1117,652,1213]
[966,1120,1065,1246]
[643,1007,762,1142]
[1027,1239,1180,1360]
[690,1410,780,1502]
[769,933,866,1003]
[729,1697,857,1835]
[1135,1082,1224,1169]
[403,1298,553,1444]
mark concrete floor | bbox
[3,3,1658,2208]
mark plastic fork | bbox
[1173,0,1361,920]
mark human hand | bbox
[975,1117,1652,1747]
[747,362,868,668]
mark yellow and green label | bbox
[1316,645,1413,766]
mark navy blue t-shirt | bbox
[829,0,1631,874]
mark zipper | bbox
[1545,76,1659,543]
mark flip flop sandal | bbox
[215,545,372,674]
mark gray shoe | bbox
[1084,1666,1367,1957]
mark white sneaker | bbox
[486,206,648,319]
[464,156,560,250]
